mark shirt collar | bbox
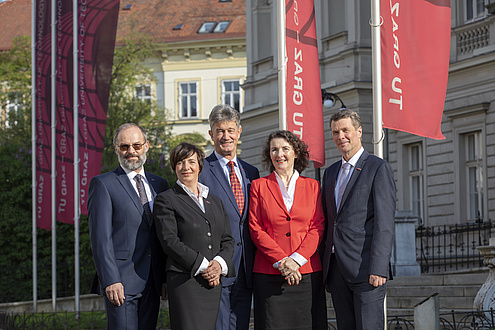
[274,170,299,189]
[121,165,146,182]
[176,179,209,199]
[214,150,239,168]
[341,147,364,168]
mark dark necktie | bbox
[134,174,152,226]
[228,161,244,215]
[336,163,351,210]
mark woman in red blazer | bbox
[249,130,327,330]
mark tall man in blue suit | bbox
[321,109,396,330]
[199,105,260,330]
[89,123,168,329]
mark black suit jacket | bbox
[321,150,396,284]
[88,166,169,295]
[153,184,235,278]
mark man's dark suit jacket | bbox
[199,153,260,287]
[321,149,396,284]
[88,166,169,296]
[153,184,235,278]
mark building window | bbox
[221,79,241,112]
[464,132,484,220]
[198,22,217,33]
[407,143,425,222]
[178,82,198,119]
[214,21,231,33]
[135,84,153,104]
[465,0,487,22]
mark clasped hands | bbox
[278,257,302,286]
[202,259,221,287]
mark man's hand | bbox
[369,274,387,287]
[202,260,222,287]
[105,282,125,306]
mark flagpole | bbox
[277,0,287,130]
[371,0,383,159]
[73,0,80,314]
[31,0,38,313]
[371,1,386,328]
[51,0,57,313]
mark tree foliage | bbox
[0,34,187,303]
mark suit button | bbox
[286,232,291,237]
[205,220,209,224]
[147,253,151,257]
[207,232,212,237]
[286,216,290,221]
[208,245,212,249]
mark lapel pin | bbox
[206,200,211,204]
[356,168,361,171]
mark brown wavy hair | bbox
[261,130,310,173]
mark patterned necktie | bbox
[336,163,351,210]
[228,161,244,215]
[134,174,152,226]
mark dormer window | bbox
[198,22,217,33]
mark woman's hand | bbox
[286,269,302,285]
[202,260,222,287]
[278,257,300,276]
[278,257,302,285]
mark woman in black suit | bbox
[154,142,235,330]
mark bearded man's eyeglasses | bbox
[117,142,146,152]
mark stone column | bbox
[391,210,421,276]
[473,237,495,318]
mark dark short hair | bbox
[261,130,310,173]
[113,123,148,145]
[208,104,241,130]
[329,109,361,130]
[169,142,205,173]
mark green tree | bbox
[0,34,183,303]
[102,34,176,183]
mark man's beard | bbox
[118,152,147,171]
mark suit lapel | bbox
[266,173,289,215]
[207,154,241,217]
[145,172,158,198]
[115,166,143,213]
[339,151,369,212]
[173,184,210,220]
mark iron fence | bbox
[415,220,495,273]
[0,309,170,329]
[387,309,495,329]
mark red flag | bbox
[381,0,450,140]
[77,0,120,215]
[55,0,120,222]
[35,0,52,230]
[55,0,75,224]
[285,0,325,168]
[35,0,119,229]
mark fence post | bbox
[414,293,440,330]
[392,210,421,276]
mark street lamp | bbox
[321,89,347,109]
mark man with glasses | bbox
[89,123,169,329]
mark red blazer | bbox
[249,172,325,275]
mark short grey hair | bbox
[208,104,241,130]
[113,123,148,145]
[329,109,361,130]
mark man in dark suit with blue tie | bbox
[321,109,396,330]
[199,105,260,330]
[88,123,168,329]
